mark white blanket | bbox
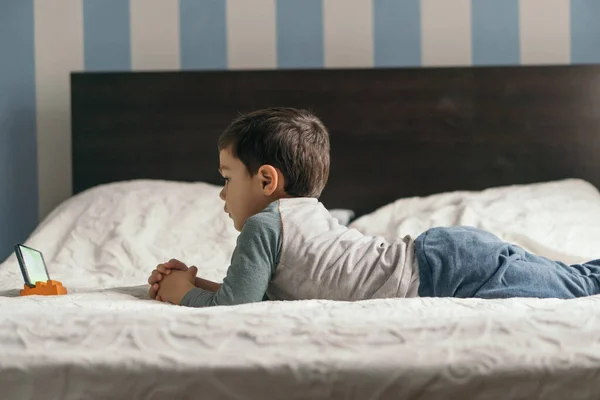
[2,179,600,399]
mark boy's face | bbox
[218,146,279,232]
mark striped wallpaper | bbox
[1,0,600,260]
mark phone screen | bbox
[18,245,50,284]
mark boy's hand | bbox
[156,267,198,305]
[148,259,191,300]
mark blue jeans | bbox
[414,226,600,299]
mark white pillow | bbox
[0,180,239,291]
[349,179,600,264]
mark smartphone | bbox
[15,244,51,287]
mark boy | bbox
[147,108,600,307]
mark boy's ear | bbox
[257,165,279,195]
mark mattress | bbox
[2,179,600,399]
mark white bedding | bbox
[2,179,600,399]
[349,178,600,264]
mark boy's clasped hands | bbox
[148,259,222,304]
[147,259,197,304]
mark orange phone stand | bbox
[20,280,67,296]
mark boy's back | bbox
[266,198,420,301]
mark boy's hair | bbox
[218,107,330,198]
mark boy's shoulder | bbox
[247,200,281,224]
[242,197,326,236]
[236,201,283,262]
[241,200,282,238]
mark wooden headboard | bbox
[71,65,600,217]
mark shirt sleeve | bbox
[180,207,282,308]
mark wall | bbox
[1,0,600,261]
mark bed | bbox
[2,65,600,399]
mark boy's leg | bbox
[475,255,600,299]
[415,226,600,299]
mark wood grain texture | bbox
[71,65,600,217]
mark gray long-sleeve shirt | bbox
[180,198,419,307]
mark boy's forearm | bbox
[194,277,221,292]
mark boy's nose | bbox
[219,187,226,200]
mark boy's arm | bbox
[194,277,221,292]
[180,213,281,307]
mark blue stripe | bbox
[471,0,519,65]
[180,0,227,70]
[0,0,38,260]
[571,0,600,64]
[373,0,421,67]
[83,0,131,71]
[276,0,323,68]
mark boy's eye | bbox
[222,177,230,184]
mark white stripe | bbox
[130,0,180,70]
[34,0,84,220]
[421,0,472,66]
[226,0,276,69]
[323,0,374,68]
[519,0,570,65]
